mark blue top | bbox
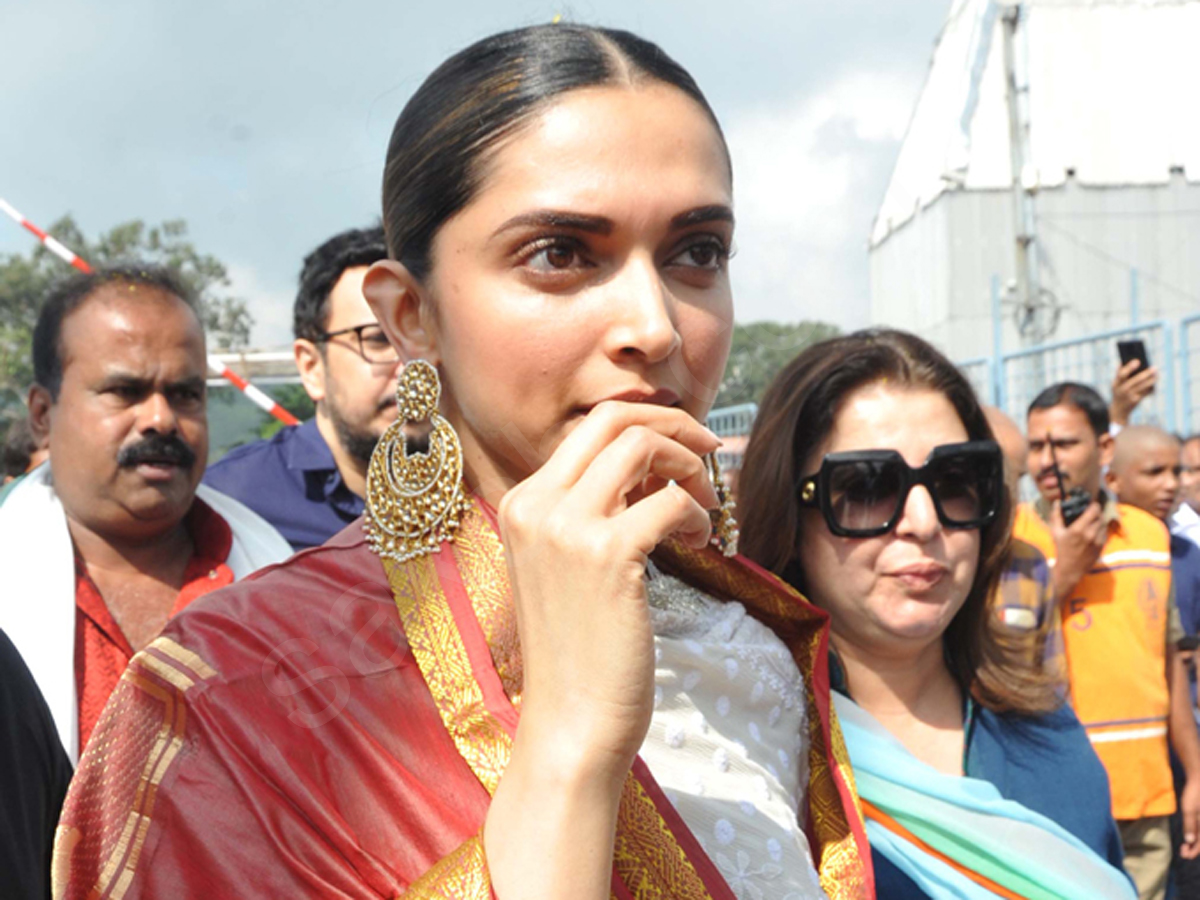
[1171,533,1200,711]
[829,653,1124,896]
[870,701,1126,897]
[203,419,364,551]
[1172,534,1200,638]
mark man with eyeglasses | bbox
[204,228,401,550]
[1014,382,1200,900]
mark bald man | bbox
[1108,426,1184,521]
[1107,426,1200,640]
[1109,426,1200,894]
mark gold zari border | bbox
[402,833,492,900]
[385,549,513,795]
[387,502,717,900]
[87,672,188,899]
[53,638,220,900]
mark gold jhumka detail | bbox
[364,359,471,563]
[706,452,740,557]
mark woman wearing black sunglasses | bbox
[739,329,1134,899]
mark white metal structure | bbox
[870,0,1200,360]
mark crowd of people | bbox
[1,21,1198,900]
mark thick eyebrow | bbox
[169,376,208,393]
[97,371,206,393]
[670,205,734,230]
[97,370,150,390]
[492,204,735,240]
[493,211,615,237]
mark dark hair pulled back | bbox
[381,24,728,281]
[739,328,1058,715]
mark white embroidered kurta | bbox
[641,567,828,900]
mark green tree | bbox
[715,321,841,408]
[0,215,253,395]
[256,384,316,440]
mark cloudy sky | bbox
[0,0,950,348]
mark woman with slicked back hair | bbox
[55,24,872,900]
[739,329,1133,899]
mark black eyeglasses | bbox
[797,440,1002,538]
[316,323,399,364]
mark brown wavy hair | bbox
[738,328,1057,714]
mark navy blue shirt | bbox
[1171,533,1200,711]
[1172,534,1200,638]
[203,419,364,551]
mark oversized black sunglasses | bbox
[797,440,1002,538]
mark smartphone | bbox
[1117,339,1150,375]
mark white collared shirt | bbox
[1171,503,1200,548]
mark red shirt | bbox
[73,498,234,750]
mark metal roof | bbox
[870,0,1200,247]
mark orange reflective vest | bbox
[1014,501,1175,820]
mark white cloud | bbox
[725,70,920,329]
[225,262,295,350]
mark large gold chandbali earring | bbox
[706,452,740,557]
[363,359,471,563]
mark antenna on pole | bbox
[1001,1,1060,344]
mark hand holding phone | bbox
[1117,339,1150,375]
[1112,340,1157,426]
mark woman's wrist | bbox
[510,707,637,796]
[484,726,628,900]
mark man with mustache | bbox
[1014,383,1200,900]
[0,264,290,764]
[204,228,400,550]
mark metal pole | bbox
[0,196,299,425]
[1131,268,1140,326]
[991,275,1003,408]
[1164,323,1177,434]
[1002,3,1042,346]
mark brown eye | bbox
[544,245,576,269]
[523,238,590,274]
[669,236,729,271]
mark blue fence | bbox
[712,317,1197,459]
[958,319,1185,433]
[1180,315,1200,436]
[707,402,757,472]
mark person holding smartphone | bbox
[1111,340,1159,432]
[1016,385,1200,900]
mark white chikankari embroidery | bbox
[639,568,828,900]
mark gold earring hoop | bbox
[706,452,739,558]
[363,359,471,563]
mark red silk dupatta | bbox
[52,502,871,899]
[393,503,873,899]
